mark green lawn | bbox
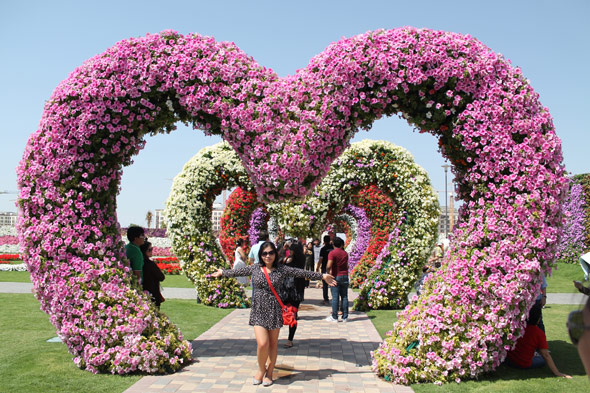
[0,294,230,393]
[0,270,31,282]
[160,274,194,288]
[547,262,588,293]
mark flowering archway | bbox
[179,139,439,308]
[18,28,566,382]
[165,142,251,308]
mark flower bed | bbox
[0,235,19,245]
[348,185,397,288]
[0,263,27,272]
[249,207,269,246]
[0,254,21,261]
[156,262,182,275]
[18,27,567,382]
[152,246,173,256]
[572,173,590,252]
[335,206,372,273]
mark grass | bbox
[160,274,194,288]
[0,270,31,282]
[547,262,588,293]
[0,293,230,393]
[0,270,254,291]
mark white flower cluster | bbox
[318,140,440,307]
[147,236,171,248]
[0,226,17,236]
[0,263,27,271]
[0,244,20,253]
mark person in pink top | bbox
[325,237,349,322]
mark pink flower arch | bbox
[17,27,567,381]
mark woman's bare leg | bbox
[253,326,270,380]
[265,328,281,382]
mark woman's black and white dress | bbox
[222,264,323,330]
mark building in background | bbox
[154,209,166,229]
[439,208,458,239]
[0,211,17,226]
[211,203,223,233]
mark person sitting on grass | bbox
[505,304,571,378]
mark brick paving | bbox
[124,287,413,393]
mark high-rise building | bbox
[154,209,166,229]
[211,203,224,233]
[439,208,458,239]
[0,211,17,226]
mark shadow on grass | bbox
[459,339,586,384]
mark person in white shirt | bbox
[580,251,590,281]
[312,238,321,268]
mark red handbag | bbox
[262,266,298,327]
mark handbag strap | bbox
[262,266,285,309]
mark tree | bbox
[146,211,153,228]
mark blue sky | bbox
[0,0,588,227]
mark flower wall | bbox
[555,182,586,263]
[17,27,567,382]
[338,206,372,273]
[218,187,257,261]
[572,173,590,252]
[348,185,397,288]
[249,207,269,246]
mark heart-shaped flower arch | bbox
[17,27,567,381]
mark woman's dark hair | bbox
[235,238,244,248]
[140,241,152,261]
[287,240,305,269]
[527,305,542,326]
[127,226,145,242]
[258,241,278,268]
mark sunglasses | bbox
[261,251,276,257]
[147,248,153,252]
[566,310,590,345]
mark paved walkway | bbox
[125,287,411,393]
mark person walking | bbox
[233,239,249,286]
[140,241,165,309]
[325,237,350,322]
[316,235,333,304]
[211,242,335,386]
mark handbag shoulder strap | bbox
[262,266,285,308]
